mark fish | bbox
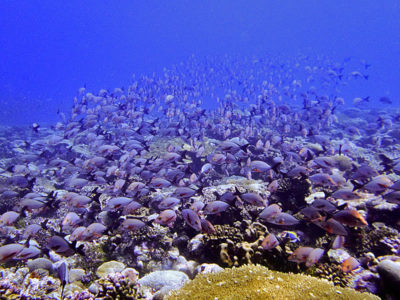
[332,235,345,249]
[0,211,20,226]
[80,223,107,241]
[105,197,133,211]
[331,189,360,200]
[122,201,142,214]
[305,248,324,267]
[261,233,279,250]
[0,54,395,297]
[333,209,368,227]
[259,204,282,221]
[379,96,392,105]
[352,175,393,194]
[47,236,84,257]
[23,223,44,239]
[61,212,81,230]
[314,218,348,236]
[309,173,337,187]
[0,244,26,262]
[200,219,216,234]
[204,201,230,214]
[69,226,87,242]
[240,192,267,207]
[158,197,181,210]
[311,199,337,213]
[288,247,314,263]
[15,245,41,260]
[154,210,177,227]
[267,212,299,226]
[341,256,360,273]
[121,218,146,231]
[150,177,172,189]
[57,261,69,299]
[300,206,324,222]
[249,160,271,173]
[278,231,300,243]
[173,186,202,199]
[181,209,202,231]
[190,201,205,213]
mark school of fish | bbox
[0,55,399,298]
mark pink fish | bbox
[154,210,177,226]
[241,193,267,207]
[200,219,216,234]
[268,212,299,226]
[305,248,324,267]
[182,209,202,231]
[262,233,279,250]
[289,247,314,263]
[342,257,360,273]
[121,219,146,232]
[0,244,25,261]
[259,204,282,221]
[0,211,19,226]
[204,201,229,214]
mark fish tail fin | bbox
[234,186,241,196]
[196,186,204,196]
[41,220,49,230]
[351,180,364,191]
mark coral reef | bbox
[166,264,380,300]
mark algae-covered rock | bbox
[332,155,353,171]
[138,270,189,291]
[96,260,126,278]
[166,265,379,300]
[69,268,86,283]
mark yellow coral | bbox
[166,265,379,300]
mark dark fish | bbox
[47,236,84,257]
[311,199,336,213]
[379,96,392,105]
[333,209,368,227]
[314,218,348,236]
[57,261,69,299]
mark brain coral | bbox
[166,264,379,300]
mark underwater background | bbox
[1,1,400,300]
[1,0,399,125]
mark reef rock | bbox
[139,270,189,299]
[377,260,400,297]
[194,263,223,275]
[96,260,126,278]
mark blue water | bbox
[1,0,399,125]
